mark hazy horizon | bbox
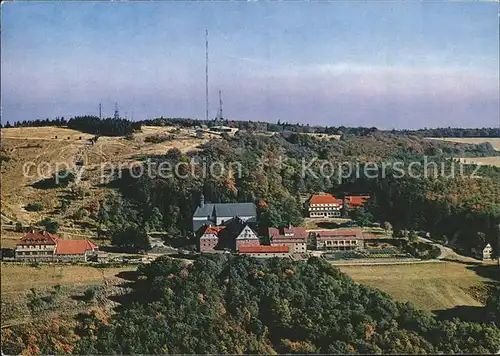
[2,2,499,129]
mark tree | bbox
[97,201,109,228]
[486,287,500,326]
[39,218,59,234]
[146,207,164,232]
[60,199,70,213]
[15,222,24,232]
[408,230,418,242]
[382,221,393,234]
[351,207,373,227]
[475,232,487,249]
[25,203,43,212]
[111,224,151,251]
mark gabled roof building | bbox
[15,231,99,262]
[312,229,364,251]
[239,245,289,258]
[307,194,343,218]
[198,217,260,253]
[268,226,308,253]
[192,194,257,232]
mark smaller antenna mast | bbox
[205,29,209,122]
[218,90,223,120]
[99,103,102,119]
[114,102,119,119]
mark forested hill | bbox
[71,256,500,354]
[4,116,499,137]
[108,130,500,251]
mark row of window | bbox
[310,203,340,207]
[241,253,289,257]
[17,251,53,256]
[324,240,358,245]
[310,212,341,217]
[17,245,54,249]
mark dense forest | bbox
[1,116,141,136]
[67,116,141,136]
[4,255,498,354]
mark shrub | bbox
[40,218,59,233]
[25,203,43,212]
[83,288,96,302]
[73,208,86,220]
[15,222,24,232]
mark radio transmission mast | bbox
[99,103,102,119]
[114,102,119,119]
[205,29,209,122]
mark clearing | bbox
[425,137,500,167]
[458,156,500,167]
[425,137,500,151]
[339,261,494,311]
[1,262,135,327]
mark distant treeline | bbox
[1,116,141,136]
[2,117,68,128]
[393,127,500,138]
[67,116,141,136]
[140,116,379,136]
[2,115,499,138]
[141,117,500,138]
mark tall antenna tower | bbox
[114,102,119,119]
[99,103,102,119]
[217,90,223,120]
[205,29,209,122]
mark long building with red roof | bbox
[312,229,364,251]
[239,245,289,258]
[307,194,343,218]
[15,231,99,262]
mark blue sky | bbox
[2,1,499,129]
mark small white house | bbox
[482,243,493,260]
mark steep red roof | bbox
[239,245,289,253]
[345,195,370,208]
[309,195,339,205]
[202,225,226,235]
[268,226,308,241]
[18,231,58,246]
[315,229,363,240]
[55,240,98,255]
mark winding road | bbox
[417,236,482,263]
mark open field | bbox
[425,137,500,151]
[1,126,215,237]
[459,156,500,167]
[339,261,493,311]
[304,133,341,141]
[1,263,135,293]
[425,137,500,167]
[1,263,136,327]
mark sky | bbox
[1,1,499,129]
